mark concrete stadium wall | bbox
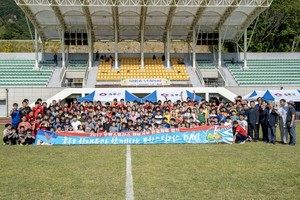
[1,52,300,61]
[200,69,219,78]
[0,88,64,117]
[0,53,40,60]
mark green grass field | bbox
[0,124,299,200]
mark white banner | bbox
[267,90,300,101]
[94,90,125,102]
[121,79,170,86]
[156,90,187,102]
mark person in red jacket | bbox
[32,101,43,118]
[233,121,247,144]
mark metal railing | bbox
[83,62,90,86]
[218,67,229,86]
[195,67,205,85]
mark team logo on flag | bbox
[43,131,58,140]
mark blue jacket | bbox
[11,110,20,124]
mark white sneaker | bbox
[248,136,253,142]
[240,141,246,144]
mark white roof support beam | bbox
[232,0,269,42]
[112,0,119,68]
[80,0,95,42]
[138,4,147,42]
[139,2,147,69]
[216,0,242,31]
[16,0,45,41]
[14,0,272,7]
[186,0,207,42]
[50,1,66,31]
[162,0,178,42]
[112,1,120,42]
[15,0,273,42]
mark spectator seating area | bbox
[97,57,189,81]
[197,60,215,69]
[39,60,56,67]
[67,60,88,70]
[226,59,300,85]
[0,60,54,86]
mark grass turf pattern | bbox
[0,124,299,200]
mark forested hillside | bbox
[0,0,33,40]
[0,0,299,52]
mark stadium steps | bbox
[186,67,202,87]
[85,66,99,87]
[47,67,63,87]
[218,67,238,86]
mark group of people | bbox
[2,93,297,146]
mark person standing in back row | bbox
[286,101,296,146]
[266,102,278,144]
[247,101,259,142]
[277,99,289,144]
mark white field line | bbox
[126,145,134,200]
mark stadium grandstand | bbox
[0,0,299,117]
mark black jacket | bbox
[266,108,278,127]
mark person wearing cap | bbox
[286,101,296,146]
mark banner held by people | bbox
[35,126,233,145]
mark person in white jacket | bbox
[277,99,289,144]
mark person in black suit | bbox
[247,101,259,141]
[260,101,269,143]
[266,102,279,144]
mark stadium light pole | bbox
[192,28,196,69]
[244,28,248,69]
[34,28,39,69]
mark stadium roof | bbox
[15,0,273,43]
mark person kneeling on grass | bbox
[233,121,247,144]
[22,129,35,145]
[8,128,19,145]
[3,123,12,145]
